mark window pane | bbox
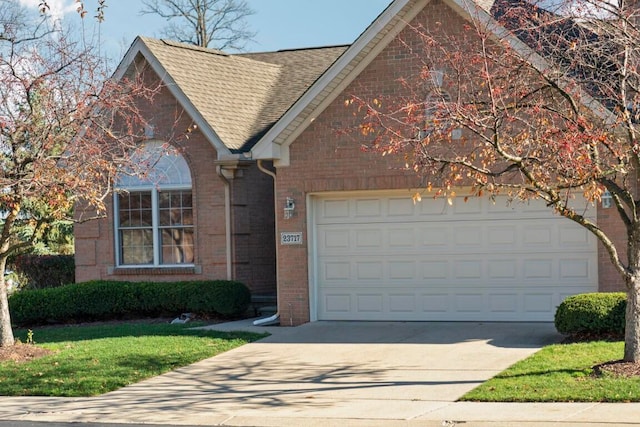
[119,192,152,227]
[182,206,193,226]
[120,229,153,265]
[116,141,192,187]
[160,228,194,264]
[159,190,193,226]
[159,192,171,209]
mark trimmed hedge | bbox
[9,280,251,326]
[554,292,626,336]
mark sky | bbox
[20,0,393,60]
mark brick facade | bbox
[75,1,631,325]
[273,1,628,325]
[74,64,276,295]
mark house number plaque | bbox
[280,232,303,245]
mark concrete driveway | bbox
[0,321,561,426]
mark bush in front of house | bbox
[11,254,75,289]
[9,280,251,326]
[554,292,626,337]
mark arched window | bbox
[114,141,194,267]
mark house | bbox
[75,0,626,324]
[74,37,347,298]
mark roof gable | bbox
[250,0,612,166]
[114,37,346,155]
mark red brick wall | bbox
[74,62,276,295]
[597,205,631,293]
[273,0,626,325]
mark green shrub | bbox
[555,292,626,336]
[9,280,251,326]
[12,254,75,289]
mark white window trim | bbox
[114,185,194,268]
[114,141,194,268]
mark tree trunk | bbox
[0,256,14,347]
[626,221,640,363]
[625,275,640,362]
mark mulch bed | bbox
[0,342,53,363]
[593,360,640,378]
[562,333,640,379]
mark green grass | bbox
[0,322,267,397]
[462,340,640,402]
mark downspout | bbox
[253,159,280,326]
[216,165,233,281]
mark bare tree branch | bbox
[140,0,256,50]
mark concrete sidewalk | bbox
[0,320,639,426]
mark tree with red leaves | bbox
[0,0,163,347]
[351,0,640,361]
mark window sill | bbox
[108,265,202,276]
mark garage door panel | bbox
[452,197,483,214]
[356,262,383,281]
[453,260,483,279]
[389,294,416,312]
[318,222,592,255]
[355,199,382,217]
[324,294,351,314]
[389,228,416,247]
[314,193,598,322]
[559,259,590,279]
[559,226,591,245]
[422,228,450,248]
[387,197,414,216]
[422,261,449,279]
[319,254,596,285]
[321,199,350,219]
[323,261,351,281]
[316,196,596,225]
[488,260,517,279]
[357,294,383,312]
[318,287,568,321]
[355,229,382,248]
[523,294,554,313]
[523,226,553,245]
[454,227,483,246]
[487,226,517,245]
[489,294,519,313]
[323,230,350,249]
[422,293,449,312]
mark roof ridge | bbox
[237,44,352,56]
[160,39,229,56]
[139,37,232,57]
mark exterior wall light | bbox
[602,190,613,209]
[284,197,295,219]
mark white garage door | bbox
[311,192,598,322]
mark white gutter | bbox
[253,160,280,327]
[216,165,233,280]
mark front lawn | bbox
[0,322,266,397]
[461,340,640,402]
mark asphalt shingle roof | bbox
[140,37,347,152]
